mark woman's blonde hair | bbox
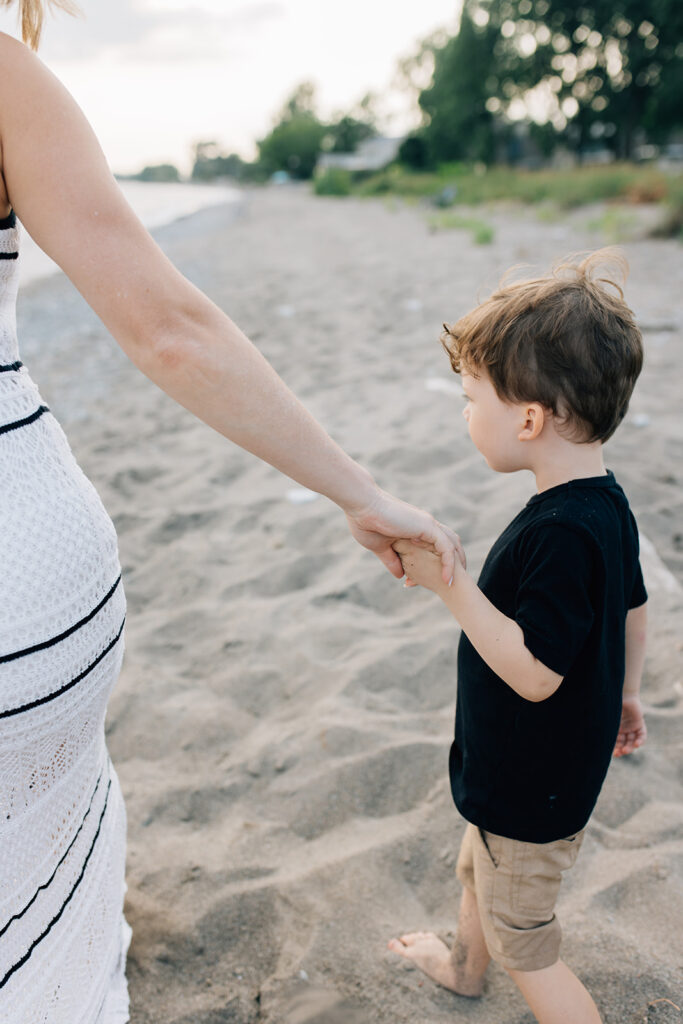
[1,0,80,50]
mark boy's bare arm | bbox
[623,601,647,698]
[394,541,562,703]
[614,602,648,757]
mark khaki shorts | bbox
[456,822,585,972]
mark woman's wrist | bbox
[334,462,382,518]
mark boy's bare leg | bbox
[387,885,490,996]
[508,960,602,1024]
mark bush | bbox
[314,168,352,196]
[398,134,432,170]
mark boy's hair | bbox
[441,249,643,443]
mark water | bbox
[18,180,240,287]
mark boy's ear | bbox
[518,403,545,442]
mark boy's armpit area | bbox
[456,823,585,972]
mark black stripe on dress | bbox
[0,767,106,939]
[0,210,16,229]
[0,575,122,665]
[0,778,112,990]
[0,362,23,373]
[0,405,49,436]
[0,618,125,720]
[0,252,18,260]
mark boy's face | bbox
[461,369,533,473]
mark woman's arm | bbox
[0,32,461,580]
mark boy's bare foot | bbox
[387,932,483,997]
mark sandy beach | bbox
[16,187,683,1023]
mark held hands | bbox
[345,487,464,584]
[613,696,647,757]
[392,538,466,595]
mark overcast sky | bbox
[0,0,461,176]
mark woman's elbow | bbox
[127,301,213,378]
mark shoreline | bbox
[16,188,683,1024]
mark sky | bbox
[0,0,462,176]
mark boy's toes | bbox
[387,937,410,955]
[388,932,424,953]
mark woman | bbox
[0,2,460,1022]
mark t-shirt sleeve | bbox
[628,561,648,608]
[628,515,648,609]
[515,524,596,677]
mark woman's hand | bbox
[345,488,464,584]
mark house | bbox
[317,136,404,174]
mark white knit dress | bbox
[0,210,131,1023]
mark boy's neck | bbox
[531,441,606,494]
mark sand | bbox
[17,187,683,1023]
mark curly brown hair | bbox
[441,248,643,443]
[0,0,80,50]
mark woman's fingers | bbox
[412,522,465,583]
[375,544,407,579]
[345,490,463,584]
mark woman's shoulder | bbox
[0,29,33,64]
[0,31,60,125]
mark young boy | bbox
[387,251,648,1024]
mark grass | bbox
[313,167,352,196]
[584,207,640,242]
[535,201,564,223]
[349,161,682,212]
[312,159,683,241]
[648,174,683,240]
[427,211,495,244]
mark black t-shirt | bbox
[450,471,647,843]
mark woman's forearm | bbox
[133,291,378,513]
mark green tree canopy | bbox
[418,6,501,163]
[468,0,683,158]
[191,142,251,181]
[411,0,682,163]
[325,115,376,153]
[257,82,327,179]
[132,163,180,182]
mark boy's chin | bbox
[484,454,524,474]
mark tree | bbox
[469,0,683,159]
[325,115,375,153]
[132,163,180,182]
[418,5,502,164]
[191,142,249,181]
[257,83,327,179]
[323,93,377,154]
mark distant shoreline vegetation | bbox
[120,0,682,237]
